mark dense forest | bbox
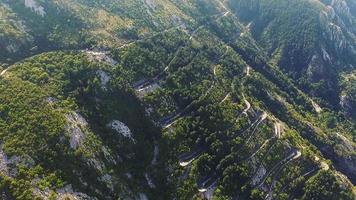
[0,0,355,199]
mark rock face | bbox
[136,193,148,200]
[340,94,355,117]
[35,184,97,200]
[144,173,156,188]
[0,144,34,177]
[151,143,159,165]
[320,0,356,55]
[65,112,88,149]
[108,120,135,142]
[24,0,46,16]
[323,147,356,184]
[96,70,110,91]
[252,165,266,186]
[0,144,9,175]
[85,50,118,65]
[306,0,356,86]
[0,3,34,57]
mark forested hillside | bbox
[0,0,355,199]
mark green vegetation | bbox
[0,0,355,199]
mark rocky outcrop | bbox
[24,0,46,16]
[320,0,356,55]
[136,193,149,200]
[96,70,110,91]
[108,120,135,142]
[321,133,356,184]
[34,184,97,200]
[340,94,353,116]
[251,165,266,186]
[65,112,88,149]
[85,50,118,65]
[0,144,9,176]
[0,3,34,56]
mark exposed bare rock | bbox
[108,120,135,142]
[24,0,46,16]
[143,0,156,9]
[96,70,110,91]
[87,158,105,173]
[46,96,59,104]
[102,146,117,165]
[335,132,355,153]
[33,187,51,200]
[99,174,114,192]
[307,54,327,81]
[252,165,266,186]
[0,144,9,175]
[65,112,88,149]
[85,50,118,65]
[321,47,332,63]
[56,185,98,200]
[2,154,34,177]
[125,172,133,179]
[311,99,322,113]
[145,107,154,117]
[145,173,156,188]
[151,142,159,165]
[5,44,20,53]
[340,94,353,116]
[321,143,356,184]
[136,193,148,200]
[320,0,356,54]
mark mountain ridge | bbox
[0,0,355,199]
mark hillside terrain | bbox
[0,0,355,199]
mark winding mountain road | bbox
[265,150,301,200]
[244,121,281,161]
[0,68,9,77]
[220,93,231,103]
[257,149,301,188]
[179,150,203,167]
[243,112,267,145]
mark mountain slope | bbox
[228,0,356,110]
[0,0,355,199]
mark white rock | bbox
[102,146,117,165]
[125,172,133,179]
[335,132,355,152]
[252,165,266,186]
[0,144,9,175]
[24,0,46,16]
[151,143,159,165]
[5,44,19,53]
[96,70,110,90]
[144,0,156,9]
[85,50,118,65]
[311,100,322,113]
[145,173,156,188]
[137,193,149,200]
[57,184,97,200]
[99,174,114,192]
[65,112,88,149]
[108,120,135,142]
[145,107,154,117]
[87,158,105,172]
[46,97,59,104]
[321,47,331,62]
